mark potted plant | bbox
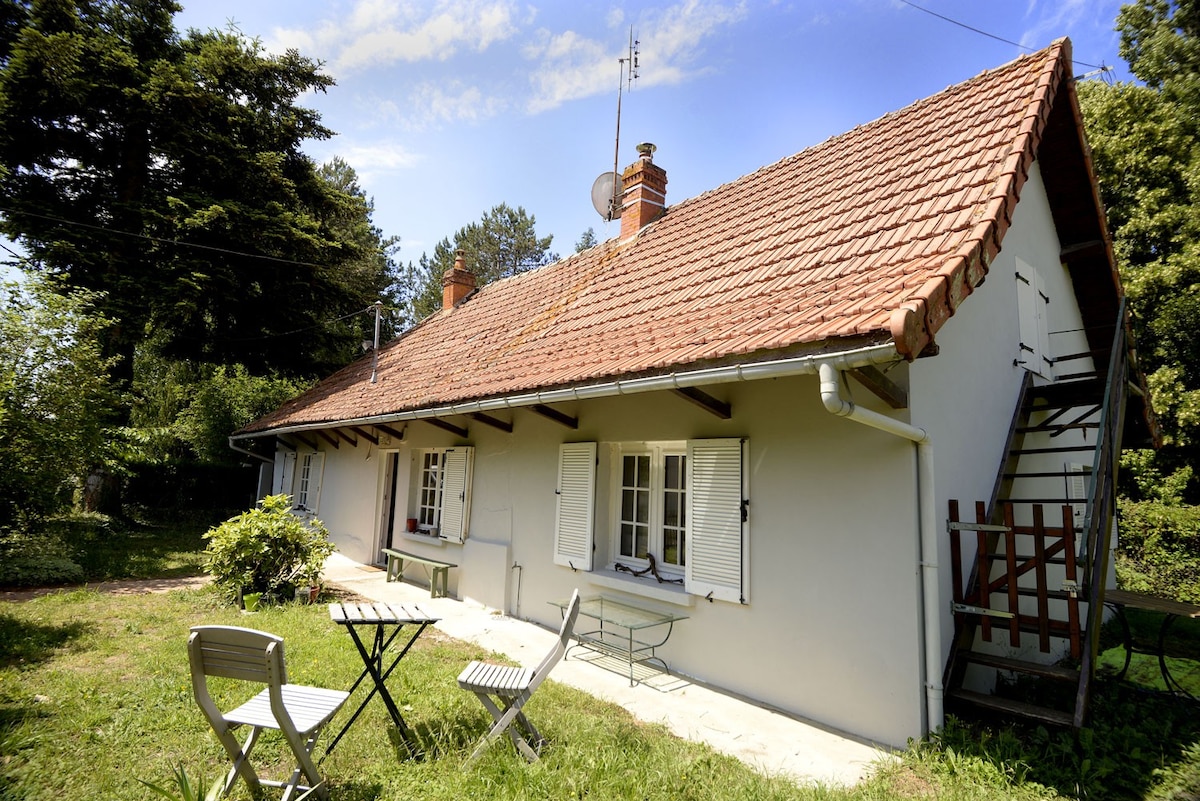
[241,591,262,613]
[203,494,335,607]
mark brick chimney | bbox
[442,249,476,310]
[620,142,667,240]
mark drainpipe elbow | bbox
[818,361,854,417]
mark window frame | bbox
[411,446,473,543]
[612,441,687,577]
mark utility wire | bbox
[0,205,333,269]
[899,0,1110,72]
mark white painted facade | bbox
[267,162,1103,748]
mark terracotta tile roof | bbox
[241,38,1117,436]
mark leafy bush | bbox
[202,494,334,603]
[1117,498,1200,602]
[0,555,85,587]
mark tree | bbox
[0,276,117,534]
[404,203,556,321]
[575,227,598,252]
[1078,0,1200,498]
[0,0,396,387]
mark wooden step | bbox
[1010,445,1095,455]
[1027,379,1104,408]
[946,688,1075,727]
[959,651,1080,682]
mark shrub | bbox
[1117,498,1200,602]
[202,494,334,603]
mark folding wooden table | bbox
[325,601,440,757]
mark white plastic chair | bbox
[188,625,349,800]
[456,589,581,763]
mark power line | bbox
[899,0,1110,72]
[0,205,333,270]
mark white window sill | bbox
[400,530,446,547]
[586,568,694,607]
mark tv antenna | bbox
[591,27,639,221]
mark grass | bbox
[2,512,1200,799]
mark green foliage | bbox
[575,226,598,252]
[404,203,556,321]
[174,364,309,464]
[202,494,334,602]
[138,764,224,801]
[0,1,398,388]
[0,278,118,535]
[1079,1,1200,497]
[1116,497,1200,601]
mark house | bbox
[232,39,1154,748]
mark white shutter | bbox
[301,452,325,513]
[439,447,473,542]
[554,442,596,570]
[1016,261,1053,379]
[686,438,748,604]
[279,451,297,498]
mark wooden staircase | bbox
[943,309,1132,728]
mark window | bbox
[554,438,749,603]
[413,447,474,542]
[294,452,324,513]
[616,445,686,572]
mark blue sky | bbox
[113,3,1145,267]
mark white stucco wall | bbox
[910,162,1098,675]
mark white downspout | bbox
[817,361,944,735]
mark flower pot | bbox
[242,592,262,613]
[295,584,320,604]
[406,518,419,533]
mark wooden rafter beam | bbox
[276,436,298,451]
[351,426,379,445]
[531,404,578,429]
[470,412,513,433]
[334,428,357,446]
[316,429,340,449]
[376,423,406,441]
[672,386,731,419]
[848,366,908,410]
[293,434,318,451]
[422,417,469,439]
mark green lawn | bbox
[2,512,1200,800]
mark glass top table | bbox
[551,594,688,685]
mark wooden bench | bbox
[381,548,457,598]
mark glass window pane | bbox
[635,525,648,558]
[665,455,680,489]
[621,489,635,521]
[636,487,649,523]
[636,455,650,488]
[621,523,633,556]
[664,493,678,527]
[622,455,636,487]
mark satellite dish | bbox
[591,172,618,221]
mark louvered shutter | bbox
[686,438,748,603]
[439,447,474,542]
[279,451,297,498]
[298,452,325,513]
[554,442,596,570]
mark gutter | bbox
[817,361,943,736]
[228,437,274,464]
[232,341,903,440]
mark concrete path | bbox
[321,553,888,788]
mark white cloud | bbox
[409,80,506,127]
[332,141,423,180]
[524,0,747,113]
[1020,0,1089,50]
[269,0,521,73]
